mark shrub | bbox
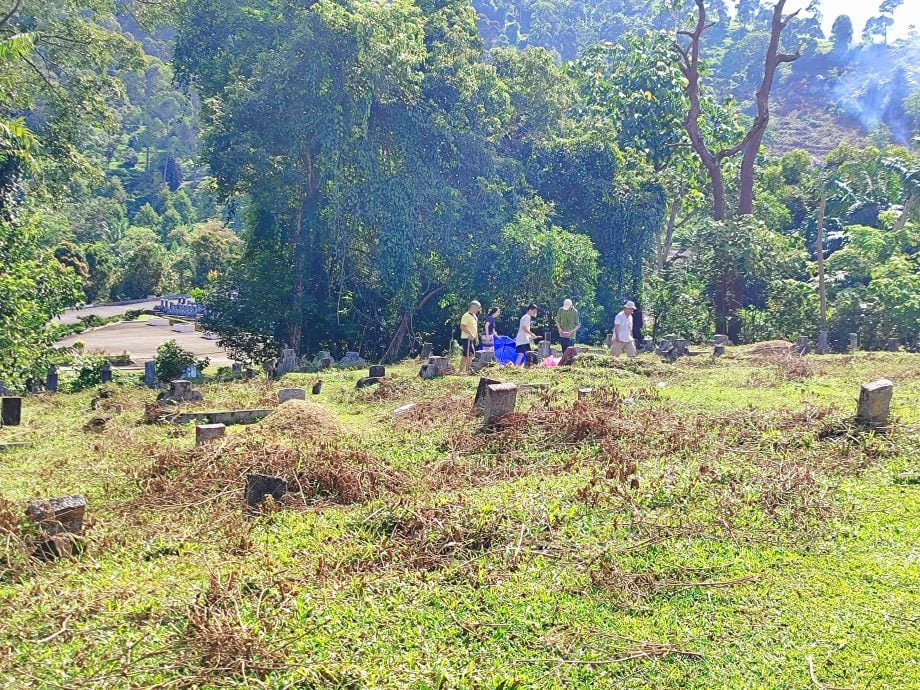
[67,355,107,392]
[154,340,209,381]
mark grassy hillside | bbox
[1,351,918,688]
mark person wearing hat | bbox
[555,298,580,352]
[610,300,638,358]
[458,300,481,374]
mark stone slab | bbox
[148,318,169,326]
[26,495,86,536]
[195,423,226,446]
[245,474,287,509]
[278,388,307,403]
[168,409,272,425]
[484,383,517,425]
[857,379,894,427]
[171,323,196,333]
[473,377,502,412]
[369,365,386,378]
[1,397,22,426]
[356,376,383,389]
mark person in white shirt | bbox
[610,300,638,358]
[515,303,540,365]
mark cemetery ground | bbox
[0,350,918,689]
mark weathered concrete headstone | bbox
[231,362,243,376]
[419,364,439,380]
[713,334,731,346]
[817,330,829,355]
[278,388,307,403]
[641,336,654,352]
[524,351,541,368]
[1,397,22,426]
[483,383,518,425]
[244,368,256,380]
[848,333,858,353]
[369,365,386,378]
[673,339,689,356]
[339,351,365,367]
[27,495,86,559]
[577,387,594,399]
[157,379,203,404]
[245,474,287,509]
[857,379,894,428]
[420,343,433,361]
[0,381,9,395]
[429,356,451,376]
[195,423,226,446]
[559,347,577,366]
[470,349,495,374]
[473,377,502,412]
[604,333,614,349]
[714,344,726,357]
[181,364,199,379]
[100,361,112,383]
[538,340,552,358]
[312,380,323,395]
[276,349,299,376]
[795,336,810,355]
[355,377,382,389]
[886,337,900,352]
[144,361,157,387]
[45,366,58,393]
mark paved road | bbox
[56,321,232,366]
[55,298,167,325]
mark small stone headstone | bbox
[231,362,242,376]
[355,376,382,389]
[524,351,540,368]
[419,364,439,380]
[144,361,157,387]
[245,474,287,509]
[714,344,726,357]
[673,339,689,356]
[713,334,731,346]
[604,333,613,349]
[577,387,594,399]
[857,379,894,428]
[278,388,307,403]
[157,380,202,404]
[369,365,386,378]
[320,357,333,369]
[312,380,323,395]
[195,423,226,446]
[339,351,365,367]
[483,383,517,425]
[817,330,829,355]
[559,347,577,366]
[795,336,810,355]
[429,356,450,375]
[181,364,199,379]
[276,349,299,376]
[538,340,552,358]
[1,397,22,426]
[886,337,900,352]
[420,343,433,361]
[473,377,502,412]
[244,368,256,380]
[641,336,654,352]
[45,366,58,393]
[848,333,858,353]
[27,494,87,559]
[100,361,112,383]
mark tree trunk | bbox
[657,196,681,271]
[894,191,915,233]
[816,188,827,329]
[289,152,317,355]
[381,286,444,363]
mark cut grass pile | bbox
[0,350,917,688]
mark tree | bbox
[115,242,165,298]
[675,0,801,221]
[830,15,853,51]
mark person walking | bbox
[515,303,540,366]
[631,301,644,345]
[458,300,481,374]
[610,300,638,358]
[555,298,580,352]
[482,307,500,349]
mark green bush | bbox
[67,355,108,392]
[154,340,209,381]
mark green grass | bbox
[0,349,918,689]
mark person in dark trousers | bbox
[514,304,540,366]
[483,307,500,348]
[631,301,643,344]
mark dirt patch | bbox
[260,399,344,437]
[744,340,793,356]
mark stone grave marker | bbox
[857,379,894,428]
[311,380,323,394]
[714,344,726,357]
[473,377,502,412]
[578,387,594,399]
[171,323,195,333]
[419,363,439,380]
[817,330,829,354]
[276,349,299,376]
[245,474,287,509]
[538,340,552,358]
[369,365,386,378]
[100,361,112,383]
[339,351,365,367]
[641,336,654,352]
[673,339,689,356]
[713,334,731,346]
[231,362,242,376]
[420,343,433,361]
[355,376,382,389]
[1,397,22,426]
[144,361,157,387]
[181,364,199,379]
[278,388,307,403]
[848,333,858,353]
[470,349,495,374]
[429,356,451,376]
[886,337,900,352]
[45,366,58,393]
[483,383,517,425]
[558,347,577,366]
[157,379,202,404]
[196,423,226,446]
[795,336,810,355]
[26,495,86,559]
[524,351,540,368]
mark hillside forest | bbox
[1,0,918,383]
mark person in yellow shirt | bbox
[459,300,481,374]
